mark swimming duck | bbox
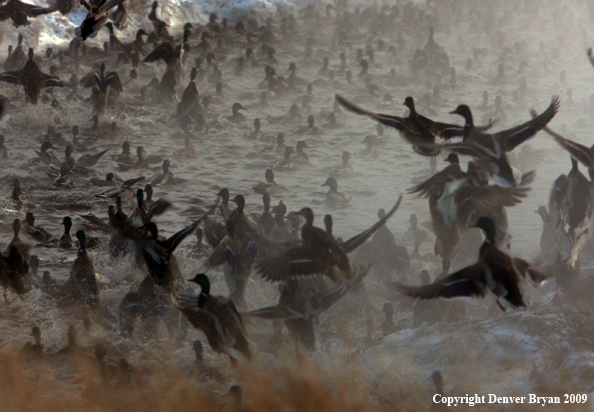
[59,216,73,249]
[294,115,321,135]
[116,141,133,163]
[35,141,58,165]
[329,151,354,179]
[173,136,199,159]
[0,48,63,104]
[397,217,548,311]
[336,94,467,157]
[256,207,357,282]
[267,104,302,125]
[80,62,122,113]
[175,273,252,366]
[149,159,174,186]
[247,118,266,139]
[24,212,54,243]
[89,172,116,187]
[53,165,74,188]
[275,146,298,171]
[75,0,125,40]
[226,102,248,123]
[322,177,351,206]
[253,169,281,195]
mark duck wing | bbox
[396,263,486,299]
[408,164,464,197]
[256,245,328,282]
[339,196,402,253]
[495,95,560,152]
[536,122,594,170]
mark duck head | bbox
[321,177,339,192]
[449,104,474,126]
[295,207,314,226]
[188,273,210,295]
[471,216,496,244]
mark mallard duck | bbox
[336,95,468,157]
[78,212,109,232]
[148,159,173,186]
[438,97,560,186]
[89,172,116,187]
[397,217,548,311]
[253,169,281,195]
[294,115,321,135]
[256,207,357,282]
[148,1,167,33]
[24,212,54,243]
[293,140,309,165]
[548,156,593,272]
[267,104,302,125]
[1,219,30,301]
[80,63,122,113]
[247,118,266,139]
[329,151,353,179]
[35,141,58,165]
[61,230,99,309]
[206,220,255,307]
[173,136,199,159]
[176,67,203,129]
[226,102,248,123]
[4,34,26,71]
[248,267,369,351]
[261,133,286,154]
[53,165,74,188]
[322,177,351,206]
[175,273,251,366]
[75,0,125,40]
[59,216,73,249]
[229,195,258,244]
[0,48,63,104]
[116,141,133,163]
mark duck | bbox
[293,140,309,165]
[228,195,259,245]
[322,177,351,206]
[247,118,266,139]
[80,62,123,113]
[53,165,74,188]
[294,115,321,135]
[174,273,251,367]
[24,212,54,243]
[148,159,174,186]
[440,97,560,186]
[226,102,248,123]
[0,135,8,158]
[59,216,74,249]
[205,220,255,307]
[261,132,286,154]
[397,217,548,311]
[253,169,281,195]
[109,3,127,29]
[173,136,199,159]
[248,268,369,351]
[1,219,30,301]
[256,207,357,282]
[267,104,302,125]
[61,230,99,309]
[116,141,134,163]
[176,67,203,129]
[89,172,116,187]
[336,95,468,157]
[4,34,26,71]
[275,146,299,171]
[75,0,124,40]
[0,48,63,104]
[329,151,354,179]
[35,141,58,165]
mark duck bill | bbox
[448,109,457,114]
[187,278,197,283]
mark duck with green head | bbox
[397,216,548,311]
[175,273,251,367]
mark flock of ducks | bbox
[0,0,591,407]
